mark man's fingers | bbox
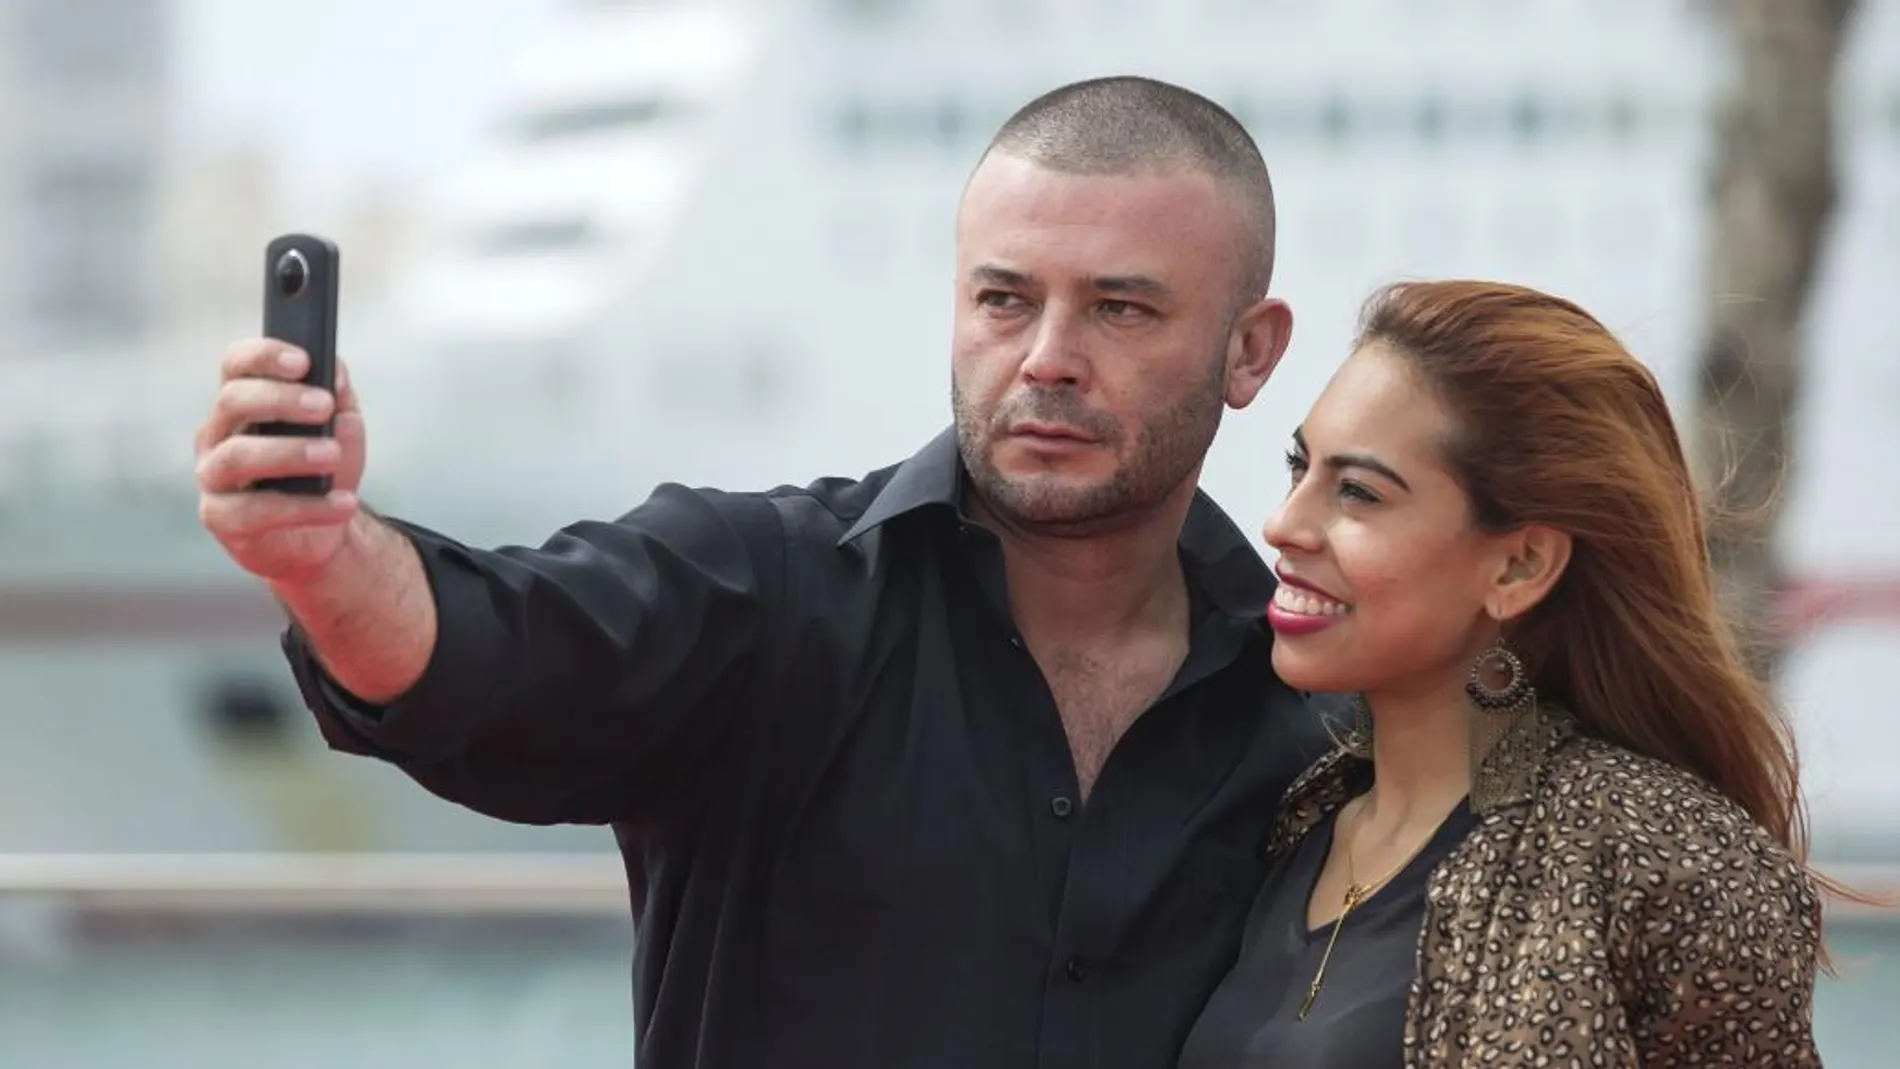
[199,488,359,538]
[335,358,359,415]
[330,411,368,495]
[200,378,336,452]
[196,435,343,494]
[221,339,308,384]
[201,343,362,499]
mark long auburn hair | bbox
[1355,279,1862,916]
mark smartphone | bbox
[253,233,340,495]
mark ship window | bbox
[830,97,975,152]
[933,99,966,147]
[826,90,1703,153]
[1317,93,1353,146]
[1603,92,1640,143]
[513,97,690,141]
[1413,93,1448,145]
[1508,90,1545,144]
[1243,98,1309,143]
[834,99,872,149]
[473,219,593,255]
[832,0,908,19]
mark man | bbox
[194,76,1326,1068]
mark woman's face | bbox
[1262,342,1517,700]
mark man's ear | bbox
[1224,297,1293,409]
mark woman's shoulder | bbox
[1540,734,1816,902]
[1265,746,1360,859]
[1538,736,1826,1066]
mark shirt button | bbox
[1049,796,1074,819]
[1008,635,1024,650]
[1065,957,1088,982]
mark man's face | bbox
[951,151,1281,532]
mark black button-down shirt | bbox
[284,427,1329,1069]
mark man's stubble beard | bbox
[951,349,1229,536]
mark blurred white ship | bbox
[0,0,1896,863]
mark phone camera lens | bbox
[275,249,309,298]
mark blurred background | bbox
[0,0,1894,1064]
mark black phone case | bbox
[254,233,340,495]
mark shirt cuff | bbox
[281,519,509,761]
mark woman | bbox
[1177,280,1837,1067]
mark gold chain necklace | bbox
[1296,801,1436,1021]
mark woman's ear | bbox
[1487,524,1572,621]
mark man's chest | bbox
[750,637,1291,1054]
[692,537,1329,1066]
[1037,636,1189,802]
[756,594,1304,936]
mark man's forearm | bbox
[272,512,438,705]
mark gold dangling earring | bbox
[1465,638,1537,812]
[1345,693,1373,758]
[1321,693,1374,758]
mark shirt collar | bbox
[836,427,964,545]
[838,426,1277,621]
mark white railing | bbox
[0,853,1892,921]
[0,853,630,917]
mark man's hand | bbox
[195,340,367,587]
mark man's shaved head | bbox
[980,75,1277,300]
[950,77,1294,533]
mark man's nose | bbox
[1019,308,1089,389]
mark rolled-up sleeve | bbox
[281,483,782,826]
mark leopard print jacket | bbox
[1265,705,1825,1067]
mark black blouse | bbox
[1176,797,1477,1069]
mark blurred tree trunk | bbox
[1692,0,1856,680]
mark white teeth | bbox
[1273,583,1350,616]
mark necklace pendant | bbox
[1297,982,1320,1021]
